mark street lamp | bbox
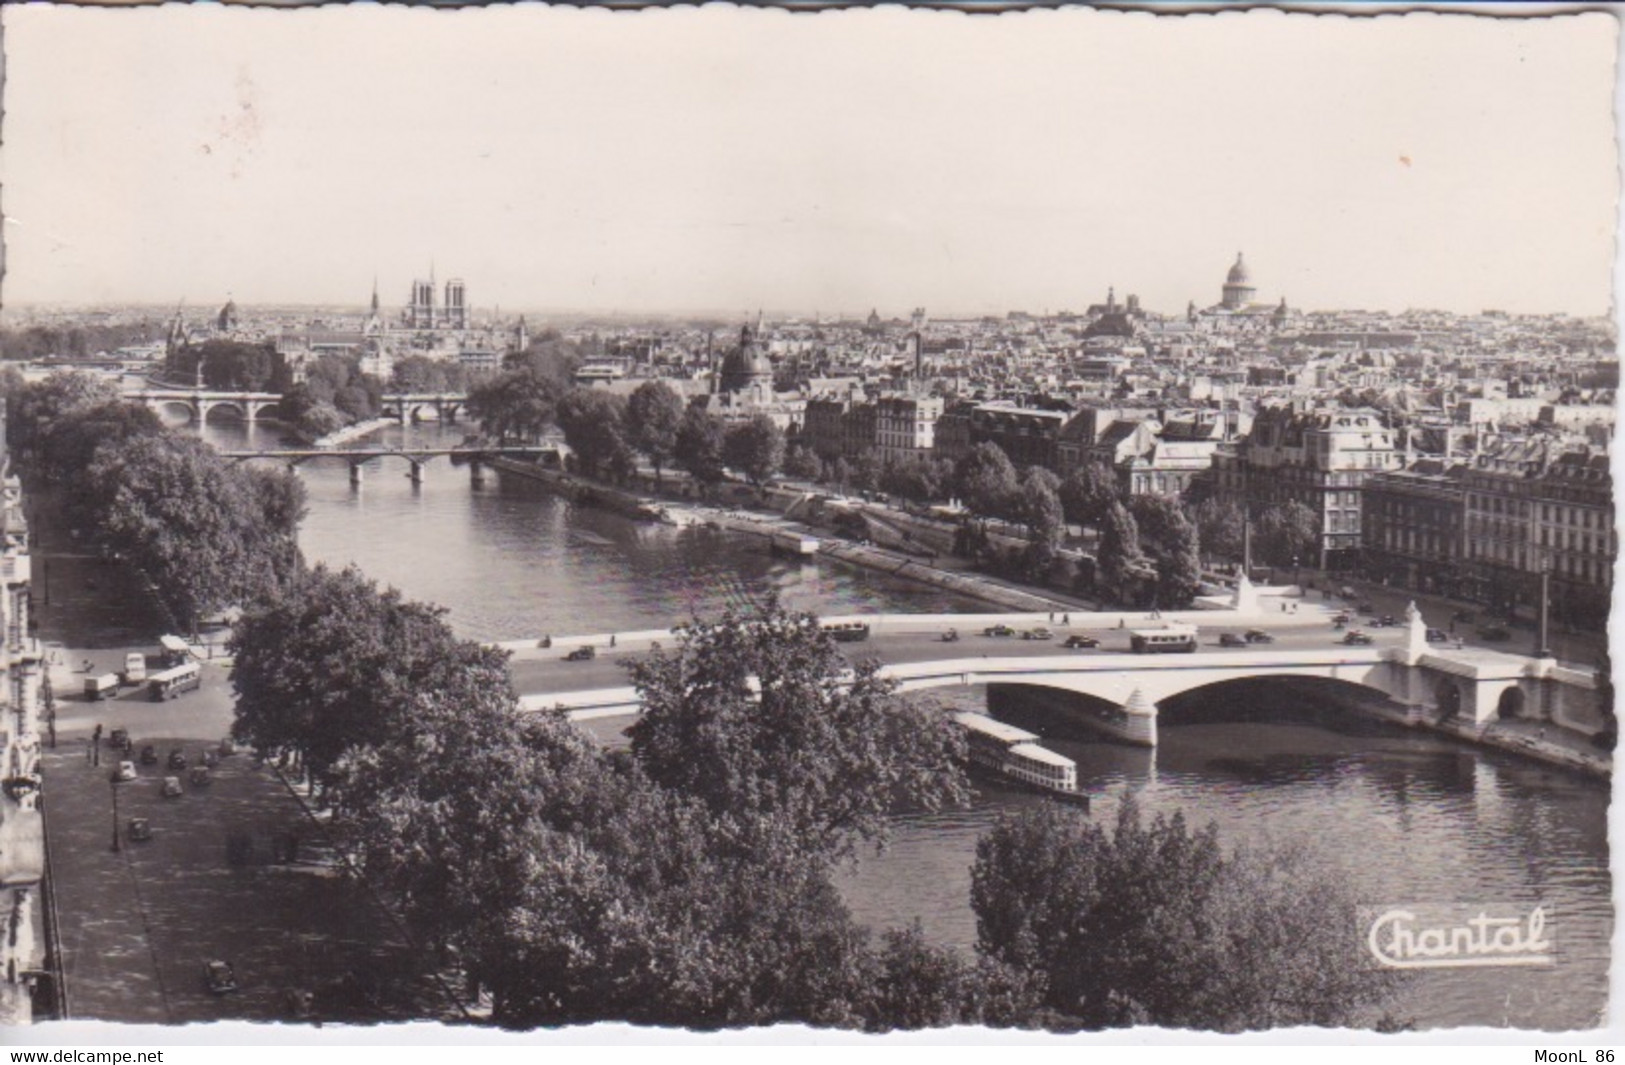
[1534,552,1554,660]
[110,777,121,853]
[1292,554,1301,592]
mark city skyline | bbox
[1,6,1617,317]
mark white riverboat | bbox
[770,530,820,558]
[952,712,1088,806]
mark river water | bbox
[195,418,1609,1030]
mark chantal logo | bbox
[1363,903,1555,970]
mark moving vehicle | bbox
[158,635,192,666]
[139,745,159,766]
[109,728,130,752]
[204,961,239,996]
[1331,612,1351,626]
[1243,630,1275,644]
[147,662,202,701]
[940,628,960,643]
[1426,628,1449,643]
[128,818,152,842]
[1219,632,1247,648]
[167,748,188,771]
[1021,628,1053,641]
[565,646,596,662]
[953,712,1088,806]
[1478,624,1511,642]
[1341,630,1375,645]
[112,761,137,783]
[1062,634,1098,649]
[121,653,147,686]
[1130,626,1198,654]
[189,766,211,788]
[821,621,871,643]
[161,776,184,798]
[983,624,1016,638]
[83,673,120,701]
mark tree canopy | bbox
[625,379,686,481]
[1129,495,1203,609]
[972,800,1400,1031]
[466,366,561,446]
[721,414,786,489]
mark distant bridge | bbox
[220,445,557,485]
[123,387,471,428]
[379,393,469,424]
[125,388,283,424]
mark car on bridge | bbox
[1341,630,1375,645]
[1021,628,1053,641]
[940,628,960,642]
[983,625,1015,638]
[566,646,597,662]
[1426,628,1449,643]
[1062,634,1098,649]
[1243,629,1275,644]
[1477,624,1511,642]
[1219,632,1248,648]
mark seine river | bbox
[203,419,1611,1031]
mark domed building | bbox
[1221,252,1255,310]
[719,323,775,394]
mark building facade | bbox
[1215,406,1401,569]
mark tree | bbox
[954,442,1019,521]
[229,564,507,788]
[86,433,293,629]
[1019,468,1065,584]
[557,389,636,481]
[466,367,560,445]
[1130,495,1202,609]
[625,380,686,483]
[1256,501,1320,569]
[167,339,286,392]
[1060,462,1121,533]
[674,405,726,489]
[722,414,786,490]
[625,602,969,867]
[7,372,123,468]
[1096,501,1154,606]
[783,443,821,481]
[1188,497,1245,564]
[971,800,1400,1031]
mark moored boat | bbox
[952,711,1089,807]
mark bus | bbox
[147,662,202,701]
[1130,626,1198,654]
[83,673,120,701]
[820,621,871,643]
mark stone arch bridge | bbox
[518,614,1604,748]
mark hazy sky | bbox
[1,5,1617,318]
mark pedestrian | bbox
[92,724,102,767]
[1048,612,1054,623]
[610,634,617,648]
[1062,613,1070,626]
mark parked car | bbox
[1022,628,1054,641]
[565,646,596,662]
[1478,624,1511,642]
[1331,613,1351,626]
[111,760,137,783]
[1426,628,1449,643]
[167,749,188,771]
[984,625,1015,638]
[1219,632,1248,647]
[189,766,212,788]
[1341,631,1375,645]
[1243,630,1275,644]
[109,728,130,752]
[160,776,184,798]
[1062,634,1099,649]
[128,818,152,842]
[204,960,239,996]
[139,744,158,766]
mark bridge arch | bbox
[1435,677,1463,721]
[201,400,251,424]
[153,399,199,425]
[1496,687,1526,720]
